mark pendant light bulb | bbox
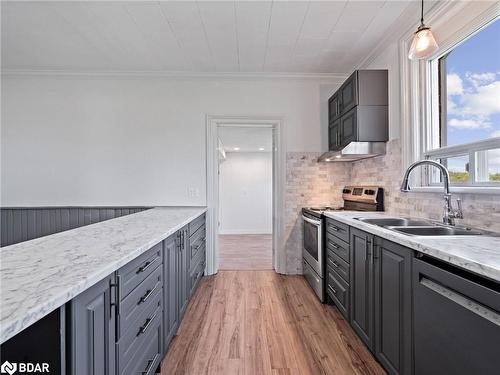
[408,0,438,60]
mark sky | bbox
[445,18,500,176]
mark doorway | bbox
[217,127,273,270]
[206,116,285,275]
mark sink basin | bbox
[389,226,483,236]
[358,217,432,227]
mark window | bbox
[424,18,500,186]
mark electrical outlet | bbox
[188,187,200,199]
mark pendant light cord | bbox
[420,0,424,26]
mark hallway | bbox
[219,234,273,270]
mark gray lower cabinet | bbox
[67,213,206,374]
[350,227,374,351]
[163,233,179,353]
[178,226,190,318]
[373,238,412,375]
[70,275,116,375]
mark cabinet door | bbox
[178,227,190,318]
[329,93,341,122]
[350,228,374,351]
[340,72,358,114]
[71,275,115,375]
[163,233,179,353]
[340,107,357,147]
[328,118,341,151]
[374,239,412,375]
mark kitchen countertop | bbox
[323,211,500,283]
[0,206,207,344]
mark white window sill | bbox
[408,186,500,195]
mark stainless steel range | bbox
[302,186,383,302]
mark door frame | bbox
[205,115,285,275]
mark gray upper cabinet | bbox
[340,107,357,147]
[70,275,116,375]
[374,238,413,375]
[328,117,341,151]
[329,93,341,122]
[339,73,358,113]
[327,70,388,151]
[350,227,374,351]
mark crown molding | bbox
[1,69,347,83]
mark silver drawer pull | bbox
[194,240,205,251]
[136,258,157,274]
[329,225,339,231]
[332,261,339,268]
[328,241,340,249]
[138,284,158,305]
[140,353,159,375]
[137,311,158,336]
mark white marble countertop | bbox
[323,211,500,283]
[0,206,207,344]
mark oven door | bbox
[302,215,323,277]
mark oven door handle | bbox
[302,215,322,226]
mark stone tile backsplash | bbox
[284,139,500,274]
[284,153,350,274]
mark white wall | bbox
[1,75,337,206]
[219,152,272,234]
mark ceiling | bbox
[1,1,416,75]
[218,127,273,152]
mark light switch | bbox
[188,187,200,199]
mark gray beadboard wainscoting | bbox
[0,207,150,247]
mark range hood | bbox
[318,142,386,162]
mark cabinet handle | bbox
[140,353,159,375]
[367,237,374,263]
[332,261,339,268]
[137,311,158,336]
[138,284,158,305]
[328,241,340,249]
[194,239,206,251]
[136,258,157,274]
[420,277,500,327]
[329,225,339,232]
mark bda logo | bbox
[0,361,17,375]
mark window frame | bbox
[424,19,500,187]
[400,2,500,194]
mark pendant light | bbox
[408,0,439,60]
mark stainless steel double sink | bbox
[356,217,488,236]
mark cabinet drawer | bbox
[118,264,162,338]
[327,266,349,320]
[189,214,206,237]
[325,218,349,243]
[327,249,350,283]
[117,242,163,300]
[190,253,206,295]
[190,226,206,261]
[120,310,162,375]
[117,291,162,373]
[325,232,350,263]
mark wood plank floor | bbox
[160,271,385,375]
[219,234,273,270]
